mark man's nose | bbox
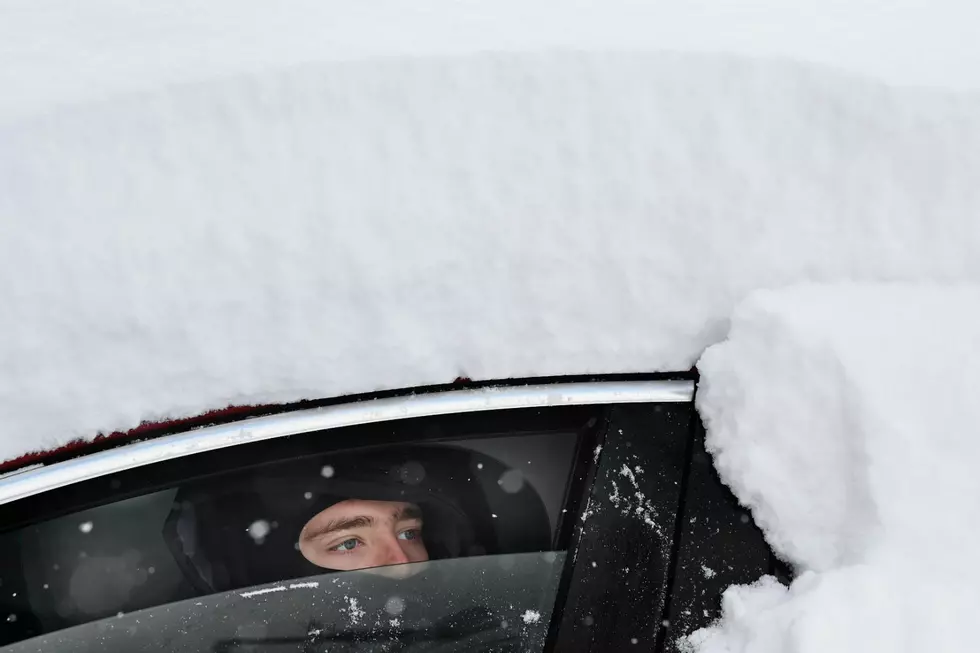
[381,538,410,566]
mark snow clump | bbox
[690,284,980,653]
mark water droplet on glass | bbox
[501,620,509,628]
[385,596,406,616]
[6,614,16,623]
[247,520,271,544]
[42,584,49,590]
[497,469,525,494]
[740,514,750,524]
[321,466,335,479]
[303,492,313,500]
[398,461,425,485]
[79,521,94,534]
[148,567,155,575]
[631,637,639,644]
[584,615,595,626]
[476,463,483,470]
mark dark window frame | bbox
[546,402,697,653]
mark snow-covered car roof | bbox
[3,49,979,463]
[2,0,979,463]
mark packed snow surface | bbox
[692,284,980,652]
[2,51,980,462]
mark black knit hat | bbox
[163,444,550,593]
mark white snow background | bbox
[692,284,980,652]
[3,51,980,460]
[3,2,980,651]
[3,0,980,125]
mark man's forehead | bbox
[317,499,418,521]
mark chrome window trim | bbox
[0,379,693,505]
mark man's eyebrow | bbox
[394,504,423,523]
[306,515,374,541]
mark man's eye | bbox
[398,529,419,541]
[332,538,360,552]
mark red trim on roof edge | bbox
[0,403,275,474]
[0,372,692,476]
[1,377,479,473]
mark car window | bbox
[0,407,600,650]
[5,553,566,653]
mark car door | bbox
[0,377,767,653]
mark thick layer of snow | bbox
[692,284,980,652]
[2,0,980,124]
[3,53,980,461]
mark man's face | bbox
[298,499,429,572]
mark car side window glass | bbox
[0,411,599,651]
